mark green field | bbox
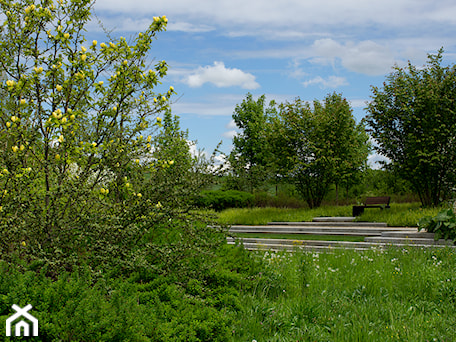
[216,203,442,227]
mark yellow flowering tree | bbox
[0,0,220,275]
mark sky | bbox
[89,0,456,166]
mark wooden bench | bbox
[352,196,390,217]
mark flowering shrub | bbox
[0,0,220,277]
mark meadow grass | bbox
[231,246,456,341]
[216,203,443,227]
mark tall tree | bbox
[228,93,277,192]
[276,93,369,208]
[366,49,456,206]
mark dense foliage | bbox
[227,93,277,192]
[419,208,456,243]
[195,190,254,211]
[366,49,456,206]
[272,93,370,208]
[227,92,370,208]
[0,0,227,290]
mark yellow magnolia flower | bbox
[12,146,19,153]
[98,81,104,86]
[135,159,140,164]
[21,241,26,247]
[161,96,166,102]
[20,144,25,151]
[155,201,163,209]
[153,16,159,22]
[20,99,26,105]
[169,86,174,92]
[6,80,15,87]
[11,116,19,122]
[123,60,128,66]
[92,142,97,147]
[34,66,43,74]
[81,54,87,61]
[92,40,97,46]
[6,122,11,128]
[153,98,158,103]
[64,33,70,39]
[137,193,142,198]
[56,84,63,91]
[100,42,107,48]
[70,114,75,120]
[81,46,87,53]
[162,15,168,23]
[113,106,117,111]
[125,182,131,188]
[147,135,152,142]
[61,117,67,123]
[110,42,116,48]
[55,154,61,160]
[156,117,162,123]
[168,160,174,165]
[58,135,64,143]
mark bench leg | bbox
[352,206,364,217]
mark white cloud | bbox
[222,130,237,139]
[171,100,234,116]
[311,39,398,76]
[368,153,390,170]
[225,119,237,130]
[167,21,215,33]
[303,75,348,88]
[184,61,260,89]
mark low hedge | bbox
[195,190,254,211]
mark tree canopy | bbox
[366,49,456,206]
[276,93,369,208]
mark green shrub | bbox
[419,208,456,242]
[195,190,254,211]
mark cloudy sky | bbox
[91,0,456,163]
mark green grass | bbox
[231,246,456,341]
[216,203,443,227]
[232,232,365,242]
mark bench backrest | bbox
[365,196,390,206]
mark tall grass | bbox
[232,246,456,341]
[356,202,441,227]
[216,203,443,227]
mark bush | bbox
[0,243,262,341]
[418,208,456,243]
[195,190,254,211]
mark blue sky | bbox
[90,0,456,166]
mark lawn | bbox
[231,246,456,341]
